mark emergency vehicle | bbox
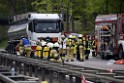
[95,14,124,59]
[6,13,64,53]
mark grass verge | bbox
[0,39,8,49]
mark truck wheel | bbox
[118,46,123,59]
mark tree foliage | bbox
[0,0,124,32]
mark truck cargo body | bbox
[8,22,28,40]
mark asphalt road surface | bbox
[65,55,124,71]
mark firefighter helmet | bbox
[82,37,85,40]
[69,35,73,38]
[61,35,65,38]
[72,35,76,39]
[42,41,47,46]
[47,42,53,48]
[78,34,82,38]
[54,42,59,47]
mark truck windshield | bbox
[34,20,60,33]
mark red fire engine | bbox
[95,14,124,59]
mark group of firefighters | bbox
[17,33,97,63]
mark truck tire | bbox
[118,46,123,59]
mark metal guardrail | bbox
[0,52,124,83]
[0,66,39,83]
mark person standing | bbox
[77,34,84,61]
[66,35,74,62]
[92,36,97,57]
[19,36,32,57]
[59,35,67,61]
[84,35,91,60]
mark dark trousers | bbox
[85,50,90,59]
[76,45,80,60]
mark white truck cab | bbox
[6,13,64,53]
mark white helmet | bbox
[61,35,65,38]
[47,42,53,48]
[69,35,73,38]
[42,41,47,46]
[78,34,82,37]
[54,42,59,47]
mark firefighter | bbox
[84,35,91,60]
[77,34,84,61]
[66,35,74,62]
[19,36,32,57]
[92,36,97,57]
[72,35,77,57]
[59,35,67,61]
[49,42,60,62]
[42,41,50,60]
[41,41,46,59]
[35,40,42,59]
